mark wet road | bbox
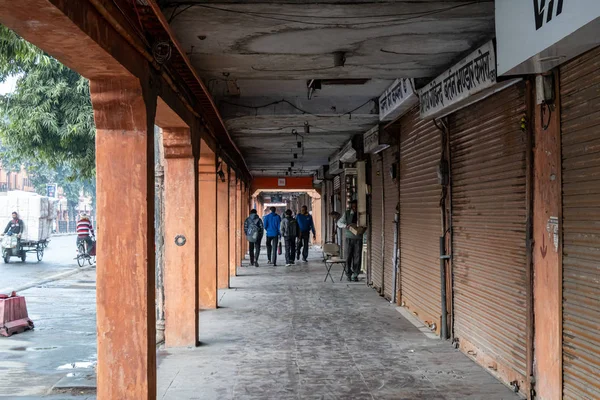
[0,235,83,293]
[0,235,97,399]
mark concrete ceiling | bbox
[160,0,495,176]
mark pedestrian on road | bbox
[244,209,264,267]
[263,206,281,266]
[296,205,315,262]
[337,200,364,282]
[280,209,299,266]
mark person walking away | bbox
[76,213,95,255]
[295,205,315,262]
[263,206,281,266]
[244,209,264,267]
[280,209,299,266]
[337,200,364,282]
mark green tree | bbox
[0,24,96,180]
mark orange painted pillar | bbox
[242,185,248,257]
[92,78,156,400]
[217,162,230,289]
[236,181,242,267]
[533,74,562,399]
[198,140,217,309]
[229,170,237,277]
[162,127,198,347]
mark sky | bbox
[0,75,19,95]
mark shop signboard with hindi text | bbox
[419,40,497,120]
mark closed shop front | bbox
[398,108,442,330]
[450,82,529,390]
[370,154,384,294]
[560,46,600,400]
[382,146,399,300]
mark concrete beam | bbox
[198,140,218,309]
[217,162,230,290]
[162,127,199,348]
[229,169,238,277]
[92,77,156,400]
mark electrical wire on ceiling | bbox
[219,98,376,119]
[163,2,481,26]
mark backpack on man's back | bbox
[285,217,299,239]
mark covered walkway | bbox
[157,249,518,400]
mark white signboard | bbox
[419,41,496,120]
[363,125,389,154]
[378,78,417,122]
[496,0,600,75]
[277,178,286,187]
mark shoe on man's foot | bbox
[352,276,359,282]
[303,259,308,263]
[346,276,352,282]
[267,260,272,264]
[273,264,278,267]
[255,262,259,268]
[285,263,291,267]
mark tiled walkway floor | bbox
[157,248,519,400]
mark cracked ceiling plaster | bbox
[162,1,495,176]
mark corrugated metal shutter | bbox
[383,146,399,300]
[334,175,341,192]
[560,46,600,400]
[450,83,528,389]
[370,154,384,293]
[399,108,442,330]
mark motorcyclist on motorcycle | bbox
[3,211,24,241]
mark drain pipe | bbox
[440,236,450,340]
[391,206,400,304]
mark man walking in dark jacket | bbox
[263,207,281,266]
[280,209,299,266]
[296,205,315,262]
[244,209,264,267]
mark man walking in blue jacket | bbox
[263,207,281,266]
[296,205,316,262]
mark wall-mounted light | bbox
[304,122,310,134]
[216,161,226,182]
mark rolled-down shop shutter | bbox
[382,146,399,300]
[398,108,443,330]
[560,46,600,400]
[450,83,529,389]
[370,154,384,293]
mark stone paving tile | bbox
[157,250,520,400]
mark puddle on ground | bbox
[57,361,96,370]
[10,346,58,351]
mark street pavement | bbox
[0,235,97,399]
[0,235,85,293]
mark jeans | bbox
[249,235,262,265]
[297,231,310,261]
[345,238,362,278]
[284,237,296,264]
[266,236,279,265]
